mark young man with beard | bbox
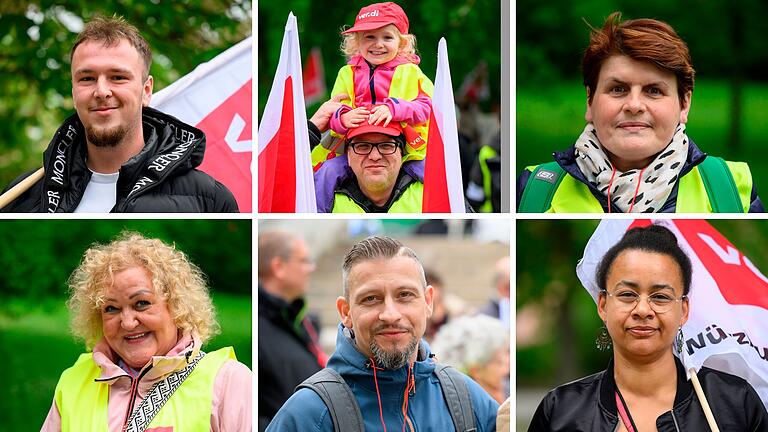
[1,16,237,212]
[267,236,499,431]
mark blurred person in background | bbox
[479,256,510,328]
[258,231,326,431]
[431,314,510,404]
[424,269,449,342]
[41,232,251,431]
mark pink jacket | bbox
[40,334,252,432]
[329,54,433,136]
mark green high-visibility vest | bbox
[54,347,235,432]
[332,182,424,213]
[518,157,752,213]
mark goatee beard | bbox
[370,334,418,370]
[86,124,129,148]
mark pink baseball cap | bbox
[346,122,405,141]
[342,2,409,35]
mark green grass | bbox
[0,293,251,429]
[517,80,768,198]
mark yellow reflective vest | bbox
[333,181,423,213]
[54,347,235,431]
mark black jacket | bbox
[257,286,323,431]
[517,139,764,213]
[2,107,238,212]
[529,357,768,431]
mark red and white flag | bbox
[257,13,316,213]
[303,47,326,106]
[151,37,252,212]
[577,219,768,408]
[457,60,490,104]
[422,38,465,213]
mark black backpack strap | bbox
[296,368,364,432]
[518,161,566,213]
[434,364,477,432]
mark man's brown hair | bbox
[71,15,152,80]
[582,12,695,105]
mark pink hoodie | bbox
[329,54,432,136]
[40,334,252,432]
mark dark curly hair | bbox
[596,224,692,295]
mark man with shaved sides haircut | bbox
[267,235,499,431]
[2,15,237,213]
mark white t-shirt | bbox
[73,171,119,213]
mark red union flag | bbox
[422,38,465,213]
[151,37,252,212]
[303,47,326,105]
[257,13,316,213]
[577,219,768,408]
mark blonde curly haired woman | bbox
[41,232,251,431]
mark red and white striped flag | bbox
[257,13,316,213]
[577,219,768,408]
[151,37,252,212]
[422,38,465,213]
[303,47,326,106]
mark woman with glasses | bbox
[528,225,767,431]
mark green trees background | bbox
[517,0,768,195]
[0,1,251,188]
[257,0,501,117]
[0,219,252,429]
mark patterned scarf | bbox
[574,123,689,213]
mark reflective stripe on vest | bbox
[55,347,235,432]
[332,182,424,213]
[312,63,433,166]
[524,161,751,213]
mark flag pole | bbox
[689,368,721,432]
[0,167,44,210]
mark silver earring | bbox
[675,327,684,355]
[596,324,612,351]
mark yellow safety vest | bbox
[332,182,424,213]
[523,161,752,213]
[312,63,434,167]
[54,347,235,432]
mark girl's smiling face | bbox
[359,25,400,65]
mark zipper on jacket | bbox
[368,64,378,105]
[122,365,153,429]
[670,408,680,431]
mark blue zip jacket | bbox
[266,324,499,431]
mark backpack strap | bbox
[696,156,743,213]
[518,161,566,213]
[434,364,477,432]
[296,368,364,432]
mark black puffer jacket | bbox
[529,357,768,431]
[2,107,238,212]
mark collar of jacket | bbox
[552,138,707,213]
[40,107,206,211]
[348,54,417,69]
[336,169,417,212]
[328,323,436,397]
[258,284,308,328]
[90,332,202,384]
[598,356,693,418]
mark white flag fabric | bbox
[577,219,768,408]
[422,38,465,213]
[257,13,316,213]
[151,37,252,211]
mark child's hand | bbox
[341,107,370,129]
[368,105,393,127]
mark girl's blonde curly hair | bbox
[340,25,418,63]
[67,232,220,349]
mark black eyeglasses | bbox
[349,141,399,155]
